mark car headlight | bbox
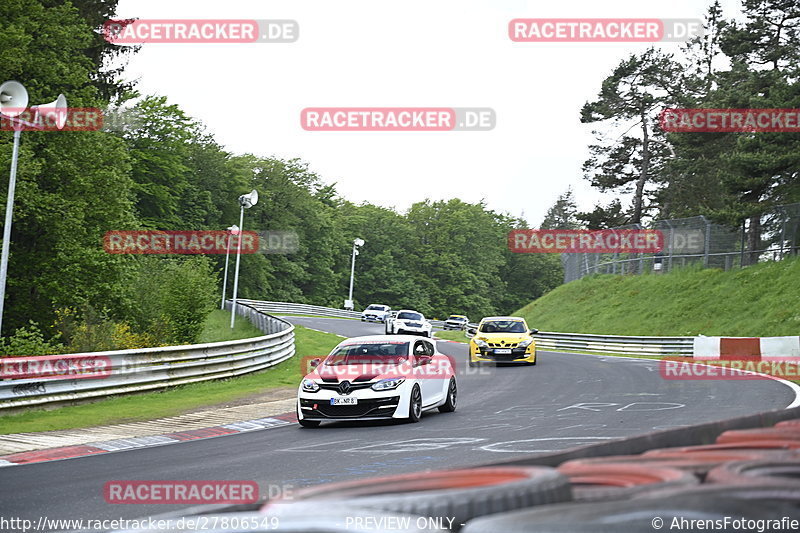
[517,339,533,348]
[302,379,319,392]
[371,378,405,391]
[474,339,488,348]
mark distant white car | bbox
[385,310,432,337]
[361,304,391,323]
[297,335,457,427]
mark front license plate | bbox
[330,397,358,405]
[494,348,512,355]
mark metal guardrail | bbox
[463,323,694,357]
[0,302,294,410]
[239,300,448,328]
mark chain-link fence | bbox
[563,203,800,283]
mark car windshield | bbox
[397,312,422,320]
[325,342,410,366]
[365,305,386,311]
[479,320,526,333]
[448,316,466,321]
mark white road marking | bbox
[344,437,486,453]
[479,436,616,453]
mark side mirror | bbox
[310,358,322,368]
[530,329,539,335]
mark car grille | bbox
[318,382,374,393]
[488,341,519,348]
[405,322,422,327]
[300,397,400,419]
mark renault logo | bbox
[338,380,352,395]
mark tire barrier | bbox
[716,427,800,444]
[644,441,800,454]
[460,487,800,533]
[706,459,800,486]
[558,450,795,479]
[777,418,800,428]
[555,462,698,501]
[634,482,800,501]
[263,467,572,529]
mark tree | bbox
[580,48,685,225]
[541,188,581,229]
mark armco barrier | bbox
[464,323,694,357]
[239,299,447,328]
[0,301,294,411]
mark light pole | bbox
[230,190,259,328]
[0,81,67,335]
[346,238,364,310]
[220,224,239,310]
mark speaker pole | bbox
[0,127,21,336]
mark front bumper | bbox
[361,315,386,323]
[444,323,466,330]
[297,384,411,421]
[470,345,536,363]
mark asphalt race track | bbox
[1,316,797,530]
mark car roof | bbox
[396,309,424,315]
[480,316,526,322]
[448,315,467,318]
[336,335,431,344]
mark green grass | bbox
[0,318,344,435]
[197,309,266,343]
[516,257,800,337]
[435,330,469,342]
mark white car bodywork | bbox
[297,335,456,425]
[385,310,433,337]
[361,304,391,323]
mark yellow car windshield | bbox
[479,321,526,334]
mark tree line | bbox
[574,0,800,259]
[0,0,561,354]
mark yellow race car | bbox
[469,316,538,366]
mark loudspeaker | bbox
[239,189,259,208]
[31,94,68,129]
[0,81,29,117]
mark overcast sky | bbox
[114,0,744,226]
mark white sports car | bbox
[385,310,433,337]
[297,335,457,427]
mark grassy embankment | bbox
[516,258,800,337]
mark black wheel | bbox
[531,352,537,365]
[468,359,477,368]
[408,385,422,423]
[439,378,457,413]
